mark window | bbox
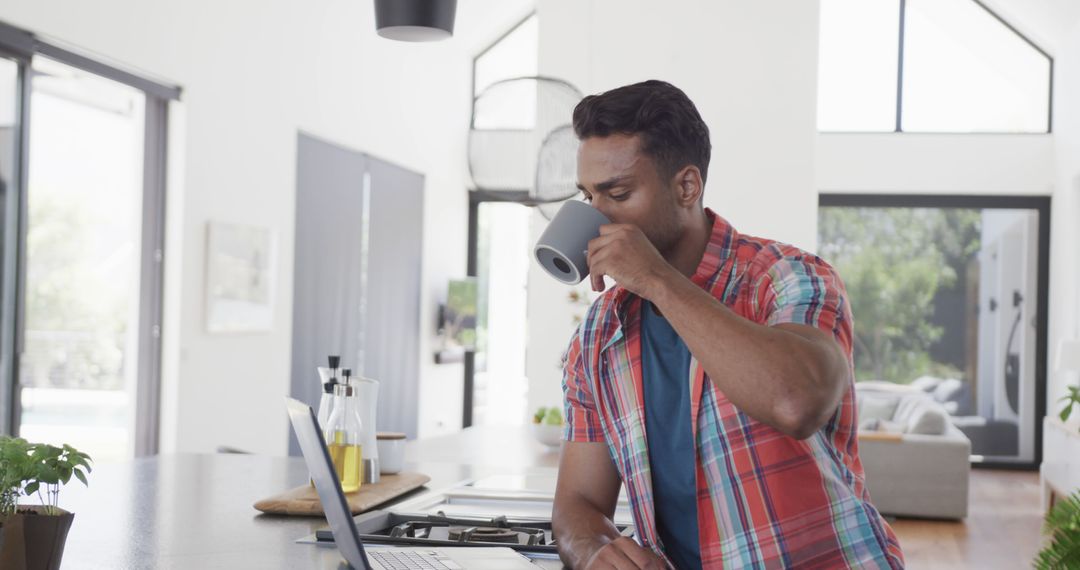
[818,0,1051,133]
[818,195,1049,467]
[0,24,177,461]
[471,202,531,427]
[471,14,538,132]
[465,14,538,428]
[18,57,148,462]
[817,0,900,132]
[473,14,538,97]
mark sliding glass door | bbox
[16,57,148,462]
[818,195,1050,467]
[0,22,176,461]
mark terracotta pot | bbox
[0,505,74,570]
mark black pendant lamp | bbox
[375,0,457,42]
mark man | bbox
[551,80,905,569]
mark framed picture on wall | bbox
[205,221,277,333]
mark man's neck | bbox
[665,210,713,278]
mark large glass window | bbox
[817,0,1051,133]
[473,14,538,97]
[902,0,1051,132]
[466,14,539,428]
[17,57,147,462]
[817,0,900,132]
[819,196,1048,466]
[0,26,173,457]
[472,202,531,427]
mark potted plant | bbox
[1034,489,1080,569]
[0,437,92,570]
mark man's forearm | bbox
[648,268,848,439]
[553,497,623,568]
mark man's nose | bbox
[592,202,616,224]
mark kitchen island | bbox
[54,426,566,569]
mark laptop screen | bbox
[286,397,371,570]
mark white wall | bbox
[0,0,531,455]
[1048,18,1080,417]
[818,134,1054,195]
[525,0,822,413]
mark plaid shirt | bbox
[562,210,904,569]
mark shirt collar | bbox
[602,208,735,347]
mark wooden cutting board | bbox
[253,472,430,516]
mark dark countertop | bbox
[55,426,565,569]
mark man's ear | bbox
[672,165,704,207]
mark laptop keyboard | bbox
[368,549,460,570]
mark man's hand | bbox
[586,224,676,297]
[584,537,667,569]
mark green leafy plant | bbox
[0,437,92,516]
[1035,490,1080,569]
[0,436,32,516]
[1059,385,1080,429]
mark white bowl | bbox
[531,423,564,448]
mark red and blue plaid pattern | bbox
[562,210,904,569]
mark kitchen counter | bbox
[55,426,566,569]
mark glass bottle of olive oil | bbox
[325,383,363,493]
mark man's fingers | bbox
[587,241,608,292]
[591,270,605,292]
[587,539,650,570]
[598,223,632,235]
[587,233,615,256]
[611,537,664,569]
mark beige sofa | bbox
[855,382,971,519]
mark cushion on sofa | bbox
[932,378,964,404]
[905,401,948,435]
[892,395,923,425]
[860,418,905,434]
[858,395,900,424]
[910,376,941,392]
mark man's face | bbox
[576,133,683,255]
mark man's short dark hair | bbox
[572,80,711,185]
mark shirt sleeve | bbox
[752,251,854,358]
[562,331,605,442]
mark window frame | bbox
[818,193,1050,469]
[463,12,537,428]
[820,0,1054,134]
[0,20,179,457]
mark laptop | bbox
[285,397,538,570]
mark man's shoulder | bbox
[734,232,835,279]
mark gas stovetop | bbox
[315,510,635,555]
[313,475,635,554]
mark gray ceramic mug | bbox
[534,200,611,284]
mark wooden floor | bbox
[888,469,1045,569]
